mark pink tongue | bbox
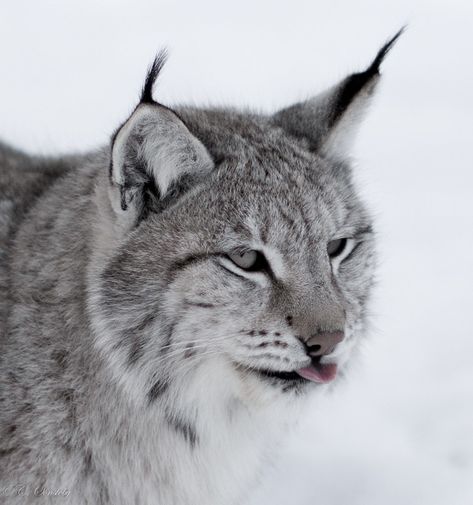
[296,363,338,384]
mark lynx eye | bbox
[227,250,267,271]
[327,238,348,258]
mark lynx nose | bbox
[306,331,344,357]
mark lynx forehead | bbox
[0,31,402,505]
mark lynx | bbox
[0,32,401,505]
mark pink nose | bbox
[306,331,344,356]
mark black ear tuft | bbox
[140,49,168,104]
[366,26,406,77]
[273,28,404,157]
[330,27,405,124]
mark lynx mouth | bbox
[245,358,338,385]
[254,369,305,382]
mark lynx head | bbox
[89,32,401,410]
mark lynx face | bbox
[90,33,400,405]
[161,149,374,395]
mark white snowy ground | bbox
[1,1,472,504]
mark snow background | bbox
[1,1,472,503]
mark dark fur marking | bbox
[148,379,169,403]
[259,330,267,335]
[184,343,196,359]
[274,332,281,336]
[247,330,255,336]
[83,449,94,477]
[0,447,18,457]
[119,186,128,211]
[286,315,293,327]
[166,413,198,448]
[185,301,216,309]
[274,340,288,348]
[127,339,145,367]
[19,402,34,414]
[161,320,176,352]
[282,383,300,394]
[57,389,74,403]
[51,349,69,369]
[124,312,157,367]
[355,224,374,237]
[7,425,17,434]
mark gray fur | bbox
[0,36,398,504]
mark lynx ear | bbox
[273,29,403,160]
[109,52,213,221]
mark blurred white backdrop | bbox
[1,1,472,504]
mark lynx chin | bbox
[0,31,402,505]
